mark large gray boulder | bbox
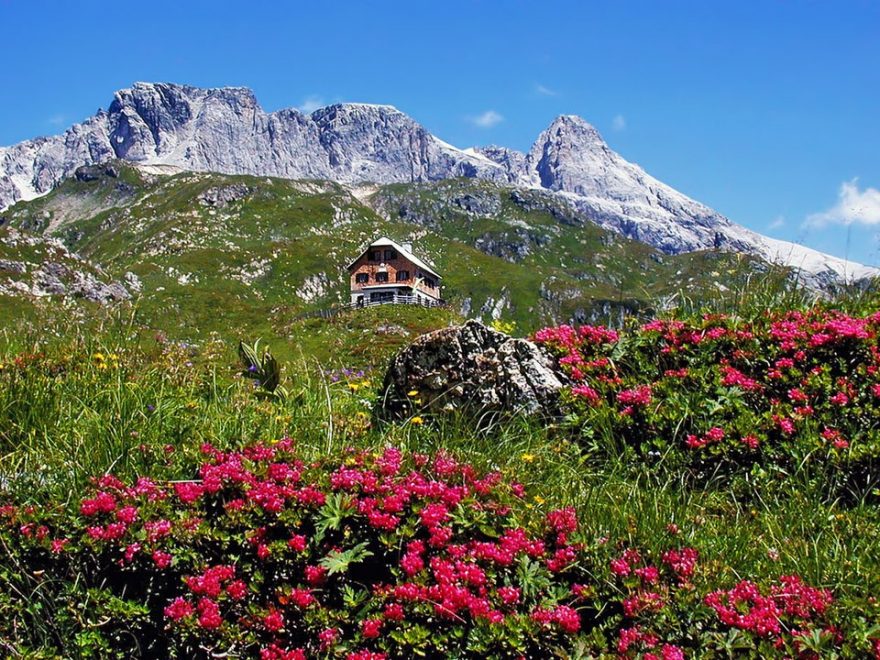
[378,320,568,422]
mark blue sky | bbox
[2,0,879,265]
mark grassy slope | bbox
[1,164,790,351]
[0,304,877,649]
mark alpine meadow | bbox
[2,8,880,657]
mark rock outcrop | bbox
[0,227,134,303]
[378,320,568,422]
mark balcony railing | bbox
[296,295,447,321]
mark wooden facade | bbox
[347,238,442,306]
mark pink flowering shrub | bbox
[533,309,880,496]
[2,440,878,657]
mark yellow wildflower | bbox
[407,390,419,397]
[411,416,424,426]
[521,453,536,463]
[348,382,360,392]
[93,353,105,362]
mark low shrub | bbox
[2,441,878,658]
[534,308,880,498]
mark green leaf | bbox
[320,541,373,575]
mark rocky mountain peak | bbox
[545,114,605,140]
[311,102,402,119]
[529,115,611,193]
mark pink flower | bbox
[497,586,521,605]
[383,603,405,621]
[123,542,141,562]
[305,564,327,585]
[164,597,194,621]
[145,519,172,542]
[617,385,652,407]
[319,627,340,651]
[260,645,306,660]
[572,384,600,403]
[661,644,685,660]
[174,482,204,504]
[263,609,284,632]
[115,505,139,524]
[546,507,578,534]
[50,538,69,554]
[419,503,449,528]
[80,491,116,516]
[829,391,849,406]
[288,587,316,608]
[226,580,248,600]
[635,565,659,584]
[721,365,762,392]
[361,618,383,639]
[622,591,665,617]
[552,605,581,633]
[197,598,223,629]
[152,550,172,569]
[288,534,307,552]
[742,435,760,450]
[610,557,631,577]
[773,415,796,435]
[662,547,698,581]
[400,552,424,576]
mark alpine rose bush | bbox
[2,440,878,657]
[533,309,880,496]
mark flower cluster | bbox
[2,440,878,657]
[534,308,880,494]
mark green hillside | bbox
[1,162,785,347]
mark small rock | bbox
[197,184,252,208]
[0,259,26,274]
[375,324,409,337]
[123,271,143,293]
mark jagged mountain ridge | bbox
[0,82,873,284]
[0,83,507,208]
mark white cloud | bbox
[297,95,325,114]
[535,84,557,97]
[469,110,504,128]
[47,114,66,126]
[806,179,880,227]
[611,114,626,132]
[768,215,785,230]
